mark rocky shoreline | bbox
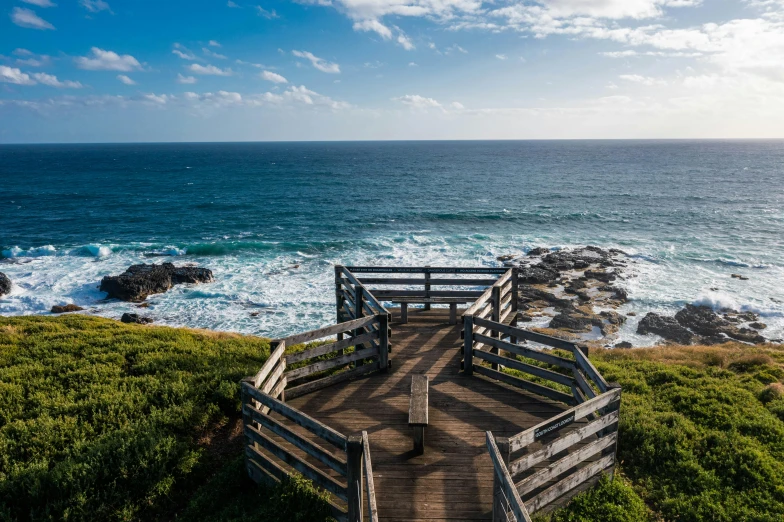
[498,246,776,348]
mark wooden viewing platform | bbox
[241,266,621,522]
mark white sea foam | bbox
[2,245,57,258]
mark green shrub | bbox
[539,475,652,522]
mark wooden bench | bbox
[409,375,429,455]
[393,298,470,325]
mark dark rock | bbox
[750,322,767,330]
[547,282,559,288]
[51,304,84,314]
[527,247,550,257]
[584,269,617,283]
[736,311,759,322]
[731,273,749,281]
[637,312,696,344]
[575,291,592,302]
[604,286,628,302]
[627,311,637,316]
[609,248,628,256]
[541,247,611,271]
[497,254,516,262]
[517,314,533,322]
[549,306,600,333]
[518,285,571,307]
[517,266,559,284]
[569,279,587,290]
[615,341,633,349]
[136,302,150,308]
[675,304,766,344]
[600,311,627,325]
[699,335,728,345]
[100,262,214,302]
[0,272,11,297]
[121,313,153,324]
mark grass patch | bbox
[542,342,784,522]
[0,315,334,522]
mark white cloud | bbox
[209,40,221,47]
[227,1,239,7]
[187,63,233,76]
[408,62,418,66]
[446,44,468,54]
[353,19,393,39]
[292,50,340,73]
[80,0,112,13]
[177,73,197,84]
[496,54,508,60]
[256,5,279,18]
[75,48,141,71]
[203,47,228,59]
[117,74,136,85]
[261,70,288,83]
[32,72,83,88]
[11,7,55,30]
[394,94,443,109]
[397,32,415,50]
[619,74,667,85]
[12,48,51,67]
[0,66,36,85]
[21,0,56,8]
[142,93,171,105]
[450,101,465,109]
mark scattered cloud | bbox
[227,0,239,7]
[32,72,83,88]
[80,0,112,13]
[0,66,35,85]
[496,54,508,60]
[394,94,443,109]
[203,47,228,59]
[117,74,136,85]
[177,73,197,84]
[21,0,56,8]
[256,5,279,18]
[408,62,418,67]
[260,70,287,83]
[450,102,465,109]
[187,63,233,76]
[209,40,221,47]
[292,50,340,73]
[445,44,468,54]
[11,7,55,30]
[619,74,667,86]
[12,48,51,67]
[75,48,141,71]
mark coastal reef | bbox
[0,272,10,297]
[100,262,214,302]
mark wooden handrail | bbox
[362,431,379,522]
[487,432,533,522]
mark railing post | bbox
[355,287,365,365]
[346,434,364,522]
[601,383,622,479]
[463,314,474,375]
[492,437,511,522]
[378,314,389,373]
[423,267,431,310]
[510,268,519,345]
[491,286,501,370]
[335,266,345,351]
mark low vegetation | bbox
[2,316,783,521]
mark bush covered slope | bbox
[544,343,784,522]
[0,315,333,522]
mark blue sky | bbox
[1,0,783,142]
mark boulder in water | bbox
[51,304,84,314]
[100,262,214,302]
[0,272,10,297]
[527,247,550,257]
[637,312,696,345]
[517,266,559,284]
[675,304,766,344]
[121,313,153,324]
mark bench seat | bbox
[409,375,429,455]
[392,298,470,325]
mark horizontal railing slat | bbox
[285,362,380,400]
[573,368,597,399]
[245,402,348,476]
[242,382,348,450]
[261,361,286,395]
[527,454,616,513]
[473,333,576,370]
[368,289,485,298]
[464,285,495,316]
[509,388,620,453]
[245,424,348,501]
[281,316,378,346]
[286,346,379,381]
[285,332,377,365]
[472,364,575,405]
[474,316,580,351]
[573,347,609,393]
[472,349,575,387]
[517,432,617,496]
[251,341,286,388]
[509,409,620,472]
[345,266,509,274]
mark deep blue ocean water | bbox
[1,140,783,343]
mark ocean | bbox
[1,140,783,344]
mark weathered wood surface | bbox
[280,308,599,521]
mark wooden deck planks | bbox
[285,307,574,521]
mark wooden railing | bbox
[463,315,621,521]
[242,316,388,522]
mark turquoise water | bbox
[1,140,783,342]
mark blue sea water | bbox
[1,140,783,343]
